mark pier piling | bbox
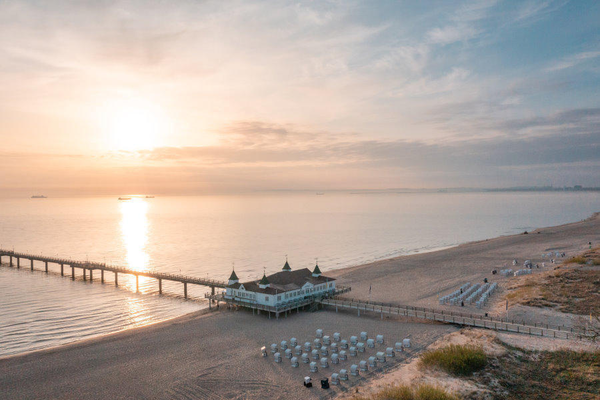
[83,268,87,281]
[30,259,34,271]
[135,275,139,292]
[71,266,75,280]
[184,282,188,299]
[61,263,64,276]
[158,278,162,294]
[115,272,118,286]
[90,269,93,282]
[101,269,104,283]
[45,261,48,273]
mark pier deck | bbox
[0,249,227,298]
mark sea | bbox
[0,192,598,357]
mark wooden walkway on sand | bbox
[320,297,594,341]
[0,249,227,299]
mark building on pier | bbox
[224,260,336,308]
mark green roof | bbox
[229,270,239,281]
[259,273,270,285]
[282,260,291,271]
[313,263,322,275]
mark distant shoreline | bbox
[1,188,600,199]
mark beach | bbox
[1,213,599,399]
[331,213,600,310]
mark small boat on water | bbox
[118,197,132,200]
[31,195,47,198]
[145,195,155,198]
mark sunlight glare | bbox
[120,198,150,275]
[105,98,166,151]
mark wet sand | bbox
[1,213,599,399]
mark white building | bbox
[224,260,336,308]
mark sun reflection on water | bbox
[119,198,151,292]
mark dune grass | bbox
[353,383,459,400]
[487,347,600,400]
[567,246,600,265]
[419,344,487,376]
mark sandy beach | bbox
[331,213,600,310]
[1,213,599,399]
[0,309,455,399]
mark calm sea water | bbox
[0,192,598,356]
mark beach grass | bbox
[419,344,487,376]
[353,383,459,400]
[481,346,600,400]
[567,246,600,265]
[507,266,600,315]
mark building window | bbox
[265,296,269,302]
[277,295,281,301]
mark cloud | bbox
[0,0,598,193]
[545,50,600,72]
[513,0,567,22]
[133,116,600,173]
[426,25,479,45]
[1,113,598,196]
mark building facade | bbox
[224,260,336,308]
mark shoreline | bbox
[2,212,598,361]
[330,212,599,309]
[0,307,215,362]
[333,211,599,277]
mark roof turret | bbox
[282,258,291,271]
[312,263,322,277]
[259,271,270,288]
[228,267,240,286]
[229,269,239,281]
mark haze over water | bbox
[0,191,598,357]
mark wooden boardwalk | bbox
[0,249,227,298]
[320,298,594,341]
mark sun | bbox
[104,98,167,151]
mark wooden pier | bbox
[0,249,227,299]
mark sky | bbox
[0,0,599,195]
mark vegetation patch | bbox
[476,344,600,400]
[567,247,600,265]
[527,268,599,315]
[505,253,600,316]
[419,344,487,376]
[353,383,459,400]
